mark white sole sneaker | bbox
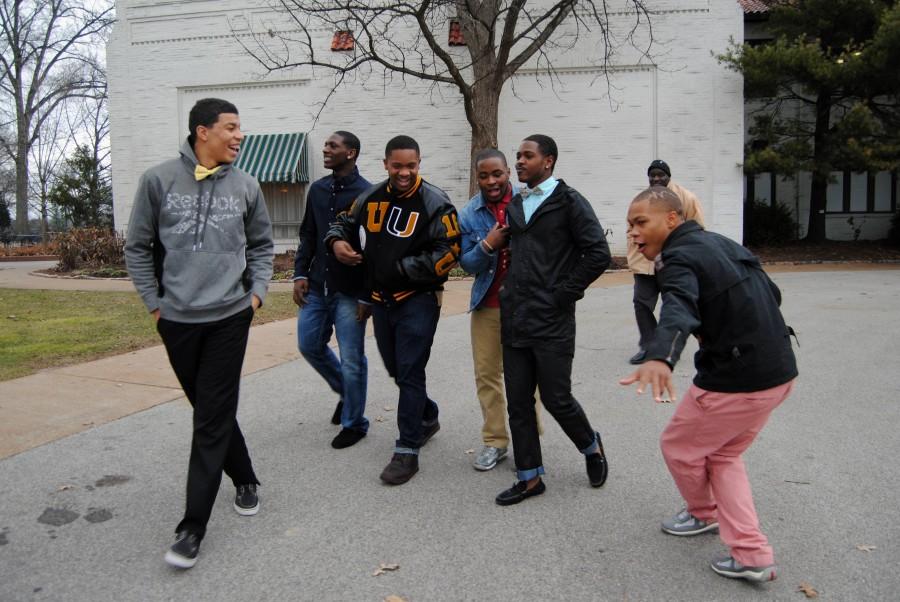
[164,549,197,569]
[233,501,259,516]
[661,520,719,536]
[473,449,508,471]
[710,557,776,582]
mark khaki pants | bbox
[470,307,541,448]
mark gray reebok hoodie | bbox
[125,140,274,323]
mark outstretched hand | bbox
[619,360,677,403]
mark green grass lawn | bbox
[0,289,298,382]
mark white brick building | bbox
[108,0,745,253]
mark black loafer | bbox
[586,432,609,488]
[629,349,647,365]
[495,479,546,506]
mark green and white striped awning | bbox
[234,132,309,183]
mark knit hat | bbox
[647,159,671,177]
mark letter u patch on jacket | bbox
[385,206,419,238]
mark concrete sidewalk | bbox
[0,262,894,460]
[0,271,636,460]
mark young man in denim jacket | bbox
[459,149,541,471]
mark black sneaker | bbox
[379,453,419,485]
[586,432,608,487]
[331,400,344,425]
[331,428,366,449]
[234,484,259,516]
[421,420,440,445]
[495,479,546,506]
[164,530,200,569]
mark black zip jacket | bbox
[294,167,370,297]
[645,221,798,392]
[324,176,460,304]
[500,179,610,352]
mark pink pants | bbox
[660,380,794,567]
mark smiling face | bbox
[323,133,354,171]
[627,197,682,260]
[648,167,670,188]
[476,156,510,203]
[196,113,243,165]
[383,148,420,193]
[515,140,553,188]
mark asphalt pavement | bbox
[1,268,899,601]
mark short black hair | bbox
[633,186,683,217]
[474,148,507,169]
[334,130,361,157]
[188,98,239,147]
[523,134,558,171]
[385,135,420,157]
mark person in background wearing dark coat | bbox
[620,186,797,583]
[494,134,611,506]
[293,131,371,449]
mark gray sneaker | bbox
[710,556,776,582]
[661,509,719,536]
[473,446,508,471]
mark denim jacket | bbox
[459,192,501,311]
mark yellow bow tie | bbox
[194,164,222,181]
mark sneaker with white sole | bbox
[164,530,200,569]
[710,556,776,582]
[473,446,507,471]
[661,509,719,536]
[234,484,259,516]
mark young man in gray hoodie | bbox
[124,98,274,569]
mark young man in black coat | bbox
[620,186,797,583]
[495,134,611,506]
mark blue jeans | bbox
[298,291,368,432]
[371,291,440,452]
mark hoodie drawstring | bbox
[191,176,220,251]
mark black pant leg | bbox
[532,346,596,452]
[159,308,255,538]
[503,345,542,473]
[633,274,660,347]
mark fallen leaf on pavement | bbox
[384,596,407,602]
[856,544,876,552]
[797,582,819,598]
[375,416,385,422]
[57,485,74,492]
[372,562,400,577]
[464,449,475,455]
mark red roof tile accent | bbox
[331,30,354,51]
[738,0,771,13]
[449,20,465,46]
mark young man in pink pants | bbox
[620,186,797,583]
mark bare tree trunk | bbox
[466,84,501,197]
[806,91,831,242]
[15,120,29,234]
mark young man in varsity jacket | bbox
[621,186,797,583]
[326,135,461,485]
